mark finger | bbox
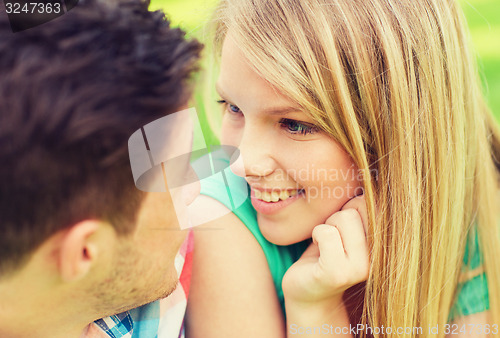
[325,209,370,281]
[312,223,346,261]
[340,194,369,234]
[325,209,368,257]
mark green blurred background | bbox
[152,0,500,145]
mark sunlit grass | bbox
[150,0,218,34]
[461,0,500,120]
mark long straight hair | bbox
[210,0,500,336]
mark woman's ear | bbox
[57,220,102,282]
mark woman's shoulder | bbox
[187,206,285,338]
[192,150,250,214]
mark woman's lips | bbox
[250,188,305,215]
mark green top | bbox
[196,154,489,321]
[448,228,489,321]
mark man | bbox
[0,0,202,336]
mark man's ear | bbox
[58,220,103,282]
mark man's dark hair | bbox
[0,0,202,275]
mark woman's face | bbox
[217,34,363,245]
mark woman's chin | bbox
[258,219,312,246]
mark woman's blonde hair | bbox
[209,0,500,336]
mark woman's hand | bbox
[282,194,370,308]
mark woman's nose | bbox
[230,127,276,178]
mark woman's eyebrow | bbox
[262,106,300,116]
[216,82,300,115]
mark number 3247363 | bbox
[444,323,499,335]
[5,2,62,14]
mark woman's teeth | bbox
[254,189,301,202]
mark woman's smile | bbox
[250,187,305,215]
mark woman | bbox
[186,0,500,336]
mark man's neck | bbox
[0,281,96,338]
[0,310,91,338]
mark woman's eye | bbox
[279,118,318,136]
[217,100,242,115]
